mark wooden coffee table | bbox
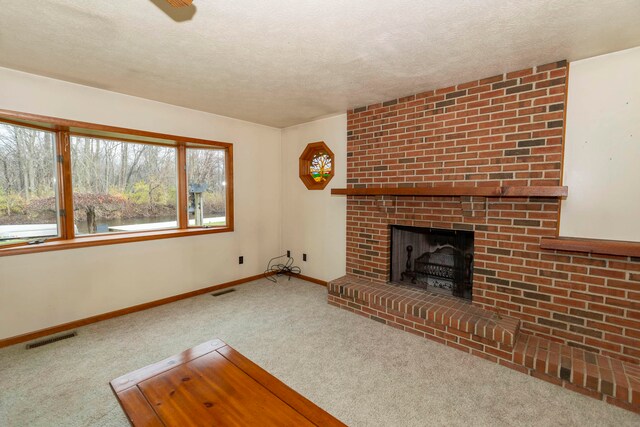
[110,339,345,426]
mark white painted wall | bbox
[0,67,282,340]
[560,46,640,242]
[281,115,347,282]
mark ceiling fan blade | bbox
[165,0,193,7]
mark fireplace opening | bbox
[390,225,474,301]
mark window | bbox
[299,141,335,190]
[186,147,226,227]
[0,122,60,245]
[0,110,233,255]
[71,136,178,235]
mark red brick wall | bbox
[345,60,640,364]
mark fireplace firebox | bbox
[390,226,474,300]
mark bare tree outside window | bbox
[0,122,59,244]
[70,136,178,234]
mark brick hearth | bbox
[329,275,519,348]
[328,275,640,412]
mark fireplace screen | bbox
[391,226,473,300]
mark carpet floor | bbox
[0,277,638,426]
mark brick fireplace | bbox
[328,59,640,412]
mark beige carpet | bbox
[0,277,637,427]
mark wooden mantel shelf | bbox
[540,237,640,257]
[331,186,568,198]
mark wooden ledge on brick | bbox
[331,186,568,198]
[328,275,520,348]
[540,236,640,258]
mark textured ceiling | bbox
[1,0,640,128]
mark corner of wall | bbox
[279,114,348,282]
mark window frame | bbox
[0,109,234,257]
[299,141,334,190]
[0,119,64,246]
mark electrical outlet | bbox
[239,256,244,264]
[303,253,307,261]
[286,250,291,258]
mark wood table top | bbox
[110,339,345,426]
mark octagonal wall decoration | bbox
[299,141,334,190]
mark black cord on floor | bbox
[264,254,301,282]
